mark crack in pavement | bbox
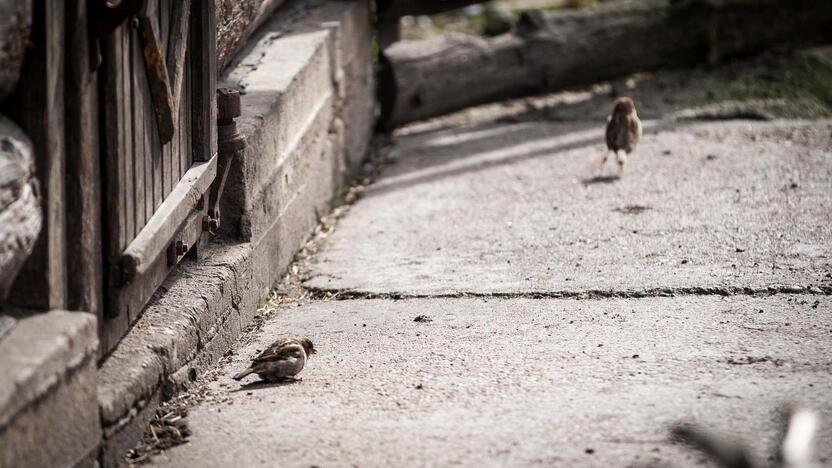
[301,283,832,301]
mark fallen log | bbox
[379,0,832,128]
[216,0,288,70]
[0,0,32,101]
[378,0,487,18]
[0,115,41,301]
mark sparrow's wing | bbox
[627,115,642,147]
[253,342,304,363]
[606,116,627,150]
[605,118,616,150]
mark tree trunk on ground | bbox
[216,0,288,71]
[0,0,32,101]
[378,0,487,18]
[0,115,41,301]
[379,0,832,128]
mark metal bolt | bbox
[202,215,220,232]
[175,240,189,256]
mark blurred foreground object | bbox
[604,96,642,173]
[0,114,41,301]
[0,0,32,101]
[671,405,819,468]
[379,0,832,128]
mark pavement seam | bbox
[301,284,832,301]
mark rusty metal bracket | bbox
[135,0,175,144]
[206,88,246,234]
[93,0,143,36]
[91,0,144,71]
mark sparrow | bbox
[670,405,818,468]
[232,337,316,382]
[603,96,642,173]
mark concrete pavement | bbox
[155,296,831,467]
[305,120,831,296]
[150,117,832,467]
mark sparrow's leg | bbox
[600,151,611,168]
[616,150,627,173]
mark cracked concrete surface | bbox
[154,296,832,467]
[304,120,832,296]
[150,116,832,467]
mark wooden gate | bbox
[99,0,217,354]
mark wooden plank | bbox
[151,54,163,212]
[141,52,154,224]
[159,0,170,52]
[100,23,127,322]
[181,59,191,176]
[191,0,216,162]
[121,156,217,281]
[123,27,135,240]
[4,0,67,309]
[177,66,186,183]
[64,0,104,324]
[164,128,173,198]
[133,30,147,232]
[167,0,191,111]
[159,0,172,196]
[169,0,191,186]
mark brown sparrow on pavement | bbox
[603,97,642,173]
[232,337,316,382]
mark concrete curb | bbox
[0,311,99,468]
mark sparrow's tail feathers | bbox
[777,406,817,468]
[232,368,254,381]
[670,423,754,468]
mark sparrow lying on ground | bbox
[232,337,316,382]
[603,96,642,173]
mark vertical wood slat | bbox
[191,0,217,163]
[160,0,172,199]
[133,29,146,232]
[151,2,163,212]
[101,22,127,324]
[65,0,104,325]
[102,27,126,258]
[146,68,156,219]
[123,27,135,241]
[181,58,190,176]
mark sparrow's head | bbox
[612,97,636,116]
[296,337,316,357]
